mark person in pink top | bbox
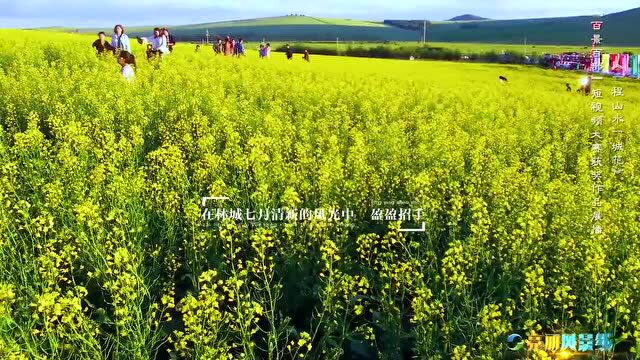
[265,43,271,58]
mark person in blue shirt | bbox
[235,38,245,57]
[111,24,131,55]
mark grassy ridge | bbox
[73,16,417,42]
[180,16,387,28]
[59,7,640,45]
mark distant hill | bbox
[74,16,420,42]
[385,7,640,45]
[448,14,488,21]
[64,8,640,45]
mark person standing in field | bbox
[118,51,136,82]
[163,28,176,52]
[218,38,224,54]
[577,75,592,96]
[303,49,310,62]
[285,44,293,60]
[139,28,170,57]
[265,43,272,58]
[92,32,115,55]
[213,38,223,55]
[259,44,265,58]
[235,39,245,57]
[146,43,155,60]
[155,28,170,56]
[111,24,131,55]
[224,36,233,55]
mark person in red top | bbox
[224,36,233,56]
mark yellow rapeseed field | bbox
[0,29,639,359]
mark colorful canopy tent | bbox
[602,53,632,76]
[548,51,639,79]
[557,53,590,70]
[601,54,610,73]
[610,54,623,75]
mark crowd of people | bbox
[204,39,310,61]
[139,27,176,59]
[91,24,178,81]
[282,44,309,61]
[92,24,311,82]
[211,36,247,56]
[258,42,271,58]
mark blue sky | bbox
[0,0,637,28]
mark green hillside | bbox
[180,16,387,28]
[67,8,640,45]
[388,7,640,45]
[76,16,419,42]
